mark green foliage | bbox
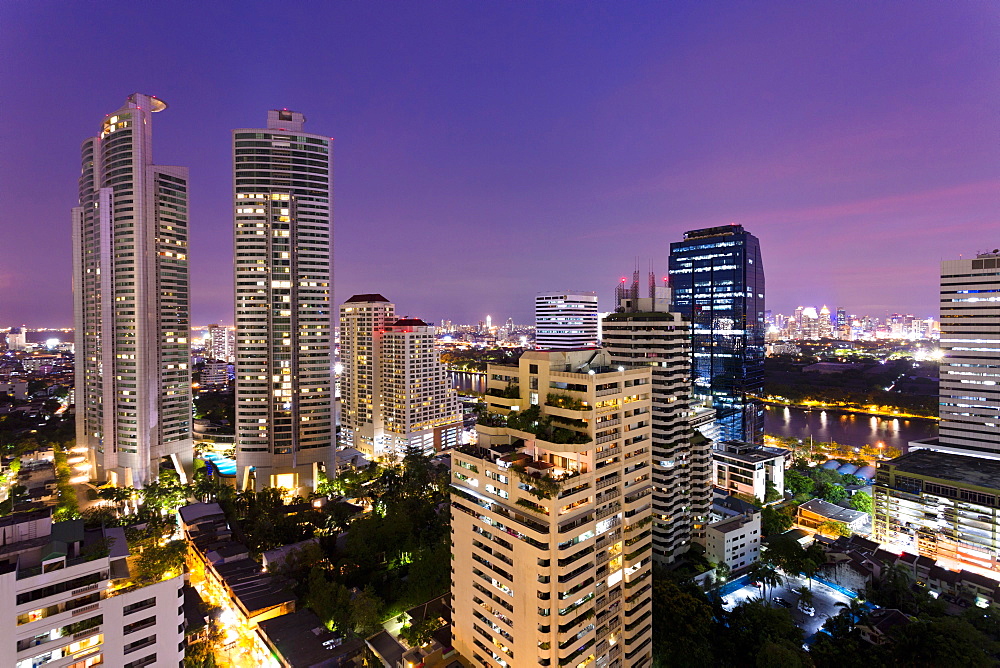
[763,481,781,504]
[546,393,587,411]
[819,519,851,537]
[193,390,235,426]
[851,491,873,514]
[651,575,715,667]
[350,586,384,637]
[760,506,792,537]
[127,525,186,585]
[398,616,444,647]
[52,441,80,521]
[783,469,814,496]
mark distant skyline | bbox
[1,2,997,326]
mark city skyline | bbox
[2,3,998,326]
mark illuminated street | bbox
[722,573,856,639]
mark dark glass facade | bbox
[669,225,765,443]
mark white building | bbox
[0,510,184,668]
[234,110,334,493]
[6,328,27,351]
[339,296,460,459]
[912,251,1000,460]
[703,512,761,571]
[206,324,234,363]
[201,360,229,387]
[712,441,787,501]
[72,93,193,488]
[534,291,599,350]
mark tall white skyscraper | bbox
[233,110,333,492]
[534,291,599,349]
[206,323,235,362]
[339,296,461,459]
[913,251,1000,459]
[72,93,192,488]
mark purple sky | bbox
[1,2,997,327]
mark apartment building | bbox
[703,512,761,572]
[712,441,787,501]
[602,278,711,564]
[339,296,460,459]
[535,292,599,350]
[451,349,654,668]
[0,510,184,668]
[233,109,334,493]
[72,93,193,488]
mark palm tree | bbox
[749,561,784,604]
[834,598,870,632]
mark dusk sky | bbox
[1,1,997,327]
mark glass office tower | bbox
[669,225,765,444]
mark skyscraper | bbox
[339,295,460,459]
[72,93,192,488]
[534,291,599,349]
[233,110,333,492]
[913,251,1000,459]
[603,271,712,563]
[669,225,765,444]
[451,350,654,667]
[206,323,235,362]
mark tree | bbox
[783,469,814,497]
[350,586,384,637]
[716,599,806,665]
[305,566,352,631]
[747,561,783,604]
[650,575,715,667]
[398,616,444,647]
[851,491,873,514]
[764,481,781,504]
[818,482,848,503]
[889,616,999,667]
[761,506,792,537]
[818,519,851,537]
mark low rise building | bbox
[0,510,184,668]
[797,498,869,534]
[703,513,761,571]
[712,441,787,500]
[873,450,1000,573]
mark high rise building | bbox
[669,225,765,444]
[5,327,26,351]
[602,271,711,563]
[451,349,654,667]
[818,305,833,339]
[72,93,192,488]
[206,324,235,362]
[339,295,460,459]
[233,109,333,492]
[912,251,1000,459]
[534,291,599,350]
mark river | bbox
[449,372,937,453]
[764,405,936,452]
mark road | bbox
[722,573,855,639]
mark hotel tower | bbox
[72,93,193,488]
[233,110,334,493]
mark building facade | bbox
[452,350,654,668]
[339,296,460,459]
[873,450,1000,573]
[669,225,765,444]
[703,512,761,572]
[0,511,184,668]
[917,252,1000,459]
[535,292,599,350]
[602,276,711,564]
[72,93,193,488]
[206,324,235,363]
[233,109,334,493]
[711,441,786,501]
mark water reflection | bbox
[765,405,936,452]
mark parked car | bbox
[798,600,815,616]
[773,597,791,608]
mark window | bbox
[124,655,157,668]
